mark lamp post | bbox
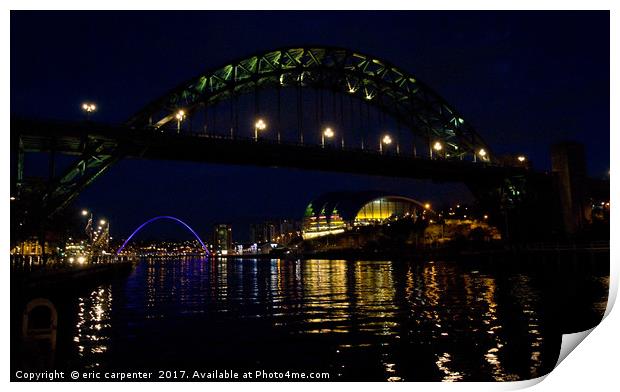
[81,102,96,120]
[175,110,186,133]
[473,148,488,162]
[254,119,267,141]
[379,134,392,154]
[431,141,443,159]
[478,148,487,162]
[322,127,334,148]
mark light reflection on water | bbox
[65,257,606,381]
[73,286,112,369]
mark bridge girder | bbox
[15,126,125,219]
[127,46,492,160]
[13,118,552,241]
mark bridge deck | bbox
[13,117,531,183]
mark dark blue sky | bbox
[11,11,610,241]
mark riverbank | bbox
[12,261,136,295]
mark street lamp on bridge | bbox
[322,127,334,148]
[175,110,186,133]
[81,102,96,120]
[473,148,488,162]
[254,118,267,141]
[379,134,392,154]
[431,141,443,159]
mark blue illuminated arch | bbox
[116,216,210,255]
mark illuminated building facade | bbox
[250,221,278,243]
[250,219,302,244]
[302,191,425,239]
[10,238,52,256]
[213,224,233,254]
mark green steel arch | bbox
[127,46,491,159]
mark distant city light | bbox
[517,155,526,162]
[484,214,489,219]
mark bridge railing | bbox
[147,127,505,167]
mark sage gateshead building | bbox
[302,191,430,239]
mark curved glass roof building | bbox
[302,191,428,239]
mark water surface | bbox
[35,257,609,381]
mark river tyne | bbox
[13,255,608,382]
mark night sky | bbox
[10,11,610,241]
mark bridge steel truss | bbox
[13,46,529,230]
[127,46,492,161]
[14,121,126,219]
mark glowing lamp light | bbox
[254,119,267,141]
[77,256,86,264]
[424,203,431,210]
[81,102,96,113]
[433,141,443,151]
[517,155,526,163]
[175,110,186,121]
[478,148,487,157]
[99,219,106,225]
[81,209,89,216]
[382,135,392,145]
[255,119,267,131]
[321,127,335,148]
